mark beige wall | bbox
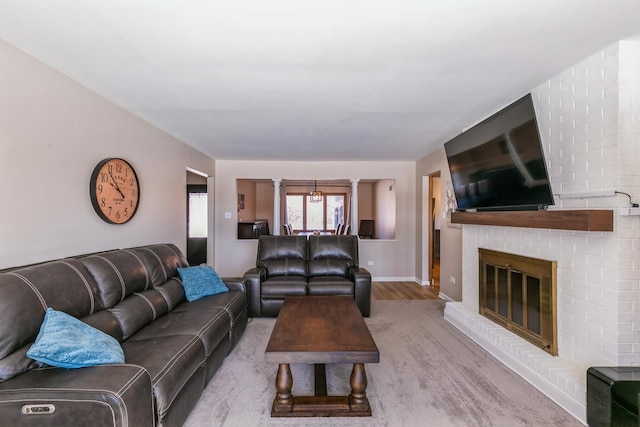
[0,38,215,269]
[214,161,416,279]
[415,147,462,301]
[187,171,208,185]
[236,180,256,221]
[357,182,374,220]
[375,179,396,239]
[255,182,274,228]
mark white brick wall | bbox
[445,40,640,423]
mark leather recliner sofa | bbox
[243,234,371,317]
[0,244,248,427]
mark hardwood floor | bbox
[371,281,439,300]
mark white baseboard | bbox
[371,276,416,282]
[437,292,455,302]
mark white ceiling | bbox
[1,1,639,161]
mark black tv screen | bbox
[444,94,554,211]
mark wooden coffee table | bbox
[265,296,379,417]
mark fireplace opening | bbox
[479,248,557,355]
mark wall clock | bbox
[90,158,140,224]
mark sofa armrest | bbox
[349,266,372,317]
[0,364,154,427]
[222,277,247,293]
[243,267,266,317]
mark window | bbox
[287,195,304,230]
[325,194,345,229]
[286,194,345,232]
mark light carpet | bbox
[184,300,582,427]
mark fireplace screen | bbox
[479,248,557,356]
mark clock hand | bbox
[107,180,126,198]
[108,171,126,198]
[108,171,121,190]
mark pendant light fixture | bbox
[310,180,323,202]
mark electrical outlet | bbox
[450,276,456,284]
[367,261,374,266]
[620,207,640,216]
[224,212,232,219]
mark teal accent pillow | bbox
[177,266,228,302]
[27,308,124,369]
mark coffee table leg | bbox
[349,363,370,412]
[273,363,293,413]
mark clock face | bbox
[90,158,140,224]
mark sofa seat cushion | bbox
[128,309,230,358]
[121,334,205,422]
[173,291,247,328]
[261,277,307,298]
[307,276,355,296]
[173,291,248,353]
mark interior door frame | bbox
[421,176,431,285]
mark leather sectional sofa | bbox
[0,244,248,427]
[244,234,371,317]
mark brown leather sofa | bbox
[0,244,248,427]
[243,235,371,317]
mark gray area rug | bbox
[184,300,582,426]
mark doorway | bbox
[186,171,208,266]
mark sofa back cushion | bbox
[0,259,101,382]
[153,278,187,311]
[107,289,169,340]
[308,235,359,277]
[129,244,189,287]
[128,244,188,310]
[257,236,308,278]
[80,245,188,341]
[80,250,152,308]
[81,310,124,341]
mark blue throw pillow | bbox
[27,308,125,369]
[177,266,228,302]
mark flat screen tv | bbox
[444,94,554,211]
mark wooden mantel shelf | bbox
[450,209,613,232]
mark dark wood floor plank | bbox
[371,281,439,300]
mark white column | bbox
[273,179,282,235]
[350,179,359,236]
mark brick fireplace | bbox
[443,40,640,425]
